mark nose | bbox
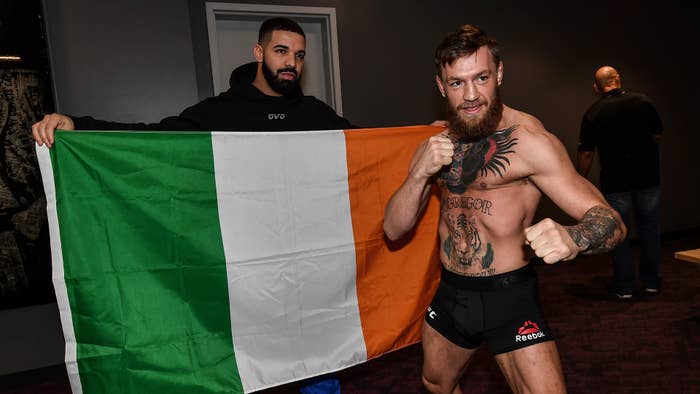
[462,81,479,102]
[284,53,296,68]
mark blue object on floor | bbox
[299,377,341,394]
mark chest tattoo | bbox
[440,126,518,194]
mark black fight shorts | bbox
[425,264,554,355]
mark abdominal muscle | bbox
[437,180,540,276]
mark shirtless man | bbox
[383,25,626,394]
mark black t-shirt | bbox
[578,89,663,193]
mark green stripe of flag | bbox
[51,131,242,393]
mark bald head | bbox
[593,66,621,93]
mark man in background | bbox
[576,65,663,300]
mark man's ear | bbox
[254,44,263,62]
[435,75,446,98]
[497,61,504,86]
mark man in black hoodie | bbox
[32,17,355,146]
[32,16,347,394]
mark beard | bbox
[447,89,503,141]
[262,58,301,96]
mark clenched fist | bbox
[409,133,454,180]
[524,218,580,264]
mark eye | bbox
[296,53,305,60]
[275,48,287,55]
[449,80,462,88]
[477,75,489,84]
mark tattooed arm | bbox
[565,206,621,254]
[524,206,625,263]
[522,120,625,263]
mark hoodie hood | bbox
[228,61,303,101]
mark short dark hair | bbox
[258,17,306,44]
[434,25,500,72]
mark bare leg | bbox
[494,341,566,394]
[421,321,477,394]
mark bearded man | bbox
[32,17,354,145]
[384,24,626,394]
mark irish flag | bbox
[37,126,441,394]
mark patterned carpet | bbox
[2,232,699,394]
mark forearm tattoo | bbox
[566,206,622,254]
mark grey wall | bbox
[0,304,64,374]
[44,0,199,121]
[2,0,698,375]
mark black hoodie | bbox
[73,62,355,131]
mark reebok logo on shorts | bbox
[515,320,546,342]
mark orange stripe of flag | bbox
[344,126,442,359]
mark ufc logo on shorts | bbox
[268,113,286,120]
[428,307,437,319]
